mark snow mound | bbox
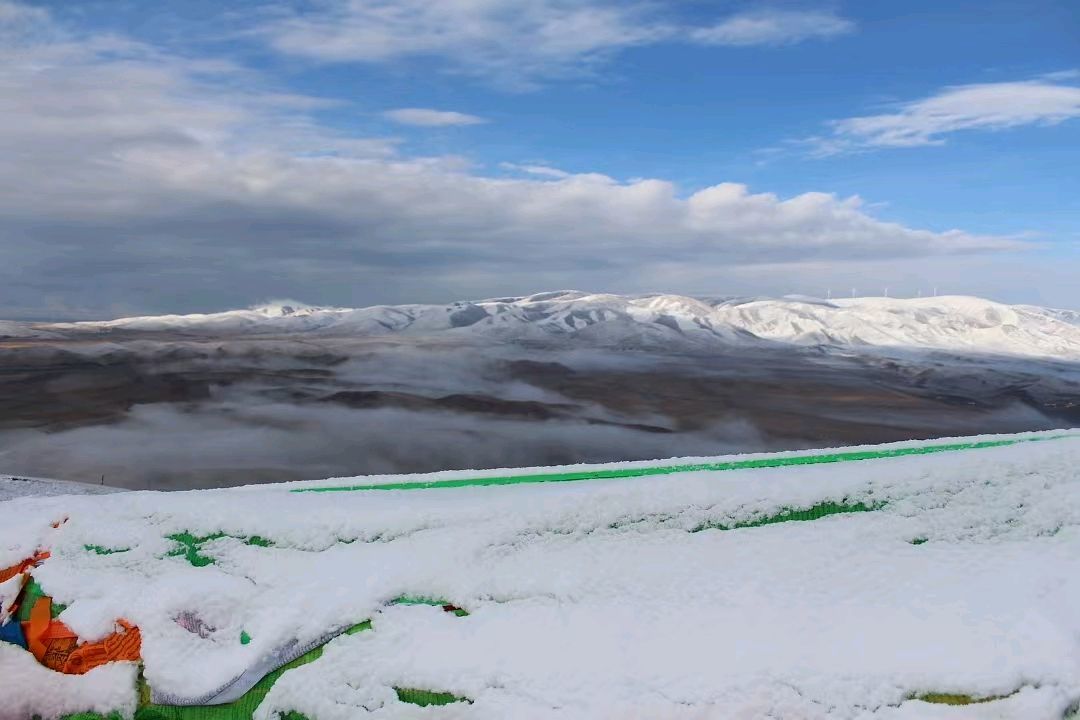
[19,292,1080,360]
[3,430,1080,718]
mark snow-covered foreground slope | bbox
[21,291,1080,361]
[0,475,125,502]
[4,430,1080,719]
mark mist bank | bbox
[0,334,1076,489]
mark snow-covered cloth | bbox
[3,430,1080,719]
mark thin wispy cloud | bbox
[263,1,855,89]
[384,108,487,126]
[499,162,573,178]
[264,0,664,89]
[1041,69,1080,81]
[690,10,855,47]
[0,0,45,25]
[807,77,1080,155]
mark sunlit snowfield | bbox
[4,431,1080,719]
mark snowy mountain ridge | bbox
[13,291,1080,360]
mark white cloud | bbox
[1041,69,1080,81]
[810,78,1080,154]
[0,5,1024,317]
[384,108,487,126]
[266,0,665,89]
[0,0,46,25]
[263,1,853,88]
[690,10,854,47]
[499,162,572,178]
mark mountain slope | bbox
[21,292,1080,361]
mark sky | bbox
[1,0,1078,319]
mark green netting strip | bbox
[917,693,992,705]
[84,544,130,555]
[691,499,884,533]
[165,532,226,568]
[53,597,477,720]
[390,596,470,616]
[393,687,472,707]
[294,434,1072,493]
[57,687,1023,720]
[915,689,1017,705]
[165,533,277,568]
[14,579,64,620]
[131,621,371,720]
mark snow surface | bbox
[0,475,125,502]
[16,292,1080,361]
[3,430,1080,718]
[0,643,137,720]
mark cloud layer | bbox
[264,1,854,88]
[0,3,1026,318]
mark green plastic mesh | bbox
[691,499,885,533]
[916,692,1005,705]
[294,435,1070,493]
[164,533,277,568]
[390,596,470,616]
[15,579,65,620]
[53,599,479,720]
[84,545,130,555]
[164,532,226,568]
[393,687,472,707]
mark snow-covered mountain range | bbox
[10,291,1080,361]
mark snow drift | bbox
[3,430,1080,718]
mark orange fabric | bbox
[63,620,142,674]
[41,618,77,641]
[0,551,49,584]
[24,596,52,661]
[20,594,141,673]
[42,635,79,672]
[7,541,142,675]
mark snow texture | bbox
[0,643,137,720]
[0,573,24,625]
[11,292,1080,360]
[0,475,125,503]
[3,430,1080,719]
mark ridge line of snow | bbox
[9,291,1080,361]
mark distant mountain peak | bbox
[17,292,1080,360]
[248,300,340,317]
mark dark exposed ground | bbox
[1,334,1077,489]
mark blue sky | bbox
[2,0,1079,317]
